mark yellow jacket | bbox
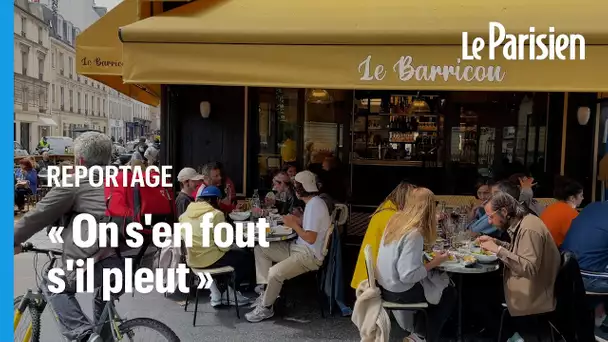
[351,201,398,289]
[178,201,229,268]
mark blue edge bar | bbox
[3,0,15,339]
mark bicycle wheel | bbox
[13,296,41,342]
[117,318,180,342]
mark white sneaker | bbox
[404,333,425,342]
[507,332,524,342]
[249,291,264,308]
[221,289,254,306]
[245,304,274,323]
[209,293,223,307]
[254,284,264,295]
[87,333,102,342]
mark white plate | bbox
[272,225,293,236]
[229,211,251,221]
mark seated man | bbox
[478,191,561,340]
[246,171,331,323]
[179,185,252,307]
[561,200,608,335]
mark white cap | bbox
[177,167,204,182]
[294,170,318,192]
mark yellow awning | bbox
[119,0,608,92]
[76,0,160,106]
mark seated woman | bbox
[179,185,253,307]
[540,176,583,247]
[15,159,38,212]
[350,181,413,289]
[377,187,456,342]
[467,177,499,237]
[265,171,301,216]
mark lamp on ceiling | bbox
[307,89,333,104]
[200,101,211,119]
[577,106,590,125]
[410,98,430,113]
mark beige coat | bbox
[496,214,561,317]
[352,280,391,342]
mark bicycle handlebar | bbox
[21,242,63,256]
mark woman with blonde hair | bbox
[350,181,413,289]
[376,188,455,342]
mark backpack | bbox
[104,169,175,264]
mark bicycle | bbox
[14,242,181,342]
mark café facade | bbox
[77,0,608,210]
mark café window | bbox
[252,88,301,192]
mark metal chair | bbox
[184,266,240,325]
[363,245,430,338]
[279,224,335,318]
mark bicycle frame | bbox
[14,244,127,342]
[14,290,47,342]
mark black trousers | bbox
[381,283,457,342]
[208,248,254,290]
[509,312,556,342]
[15,188,31,209]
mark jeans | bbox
[41,256,125,342]
[381,283,457,342]
[208,248,254,291]
[582,274,608,326]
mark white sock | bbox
[597,313,607,327]
[209,282,222,298]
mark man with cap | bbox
[179,185,253,307]
[246,170,331,323]
[176,167,205,217]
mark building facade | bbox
[32,0,105,31]
[14,0,52,152]
[14,0,158,153]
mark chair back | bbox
[363,245,377,289]
[321,224,334,258]
[332,204,349,226]
[554,251,596,342]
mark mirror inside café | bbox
[251,89,550,205]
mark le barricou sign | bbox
[358,55,505,83]
[81,57,124,68]
[462,22,586,61]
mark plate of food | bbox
[229,211,251,221]
[424,251,458,264]
[470,249,498,263]
[462,255,477,267]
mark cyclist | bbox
[14,132,121,342]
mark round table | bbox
[438,261,500,342]
[261,232,298,242]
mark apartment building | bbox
[14,0,52,152]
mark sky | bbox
[95,0,122,10]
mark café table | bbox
[438,261,500,342]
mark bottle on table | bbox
[252,189,261,219]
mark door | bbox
[20,122,31,152]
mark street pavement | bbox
[14,230,367,342]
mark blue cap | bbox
[198,185,222,198]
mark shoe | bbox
[249,291,264,309]
[596,325,608,342]
[221,289,254,306]
[86,333,102,342]
[254,284,264,295]
[245,304,274,323]
[210,291,223,308]
[597,314,607,327]
[507,332,524,342]
[404,333,425,342]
